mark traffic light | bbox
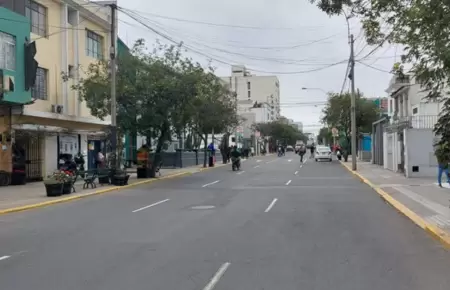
[24,41,38,91]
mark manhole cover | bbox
[191,205,215,210]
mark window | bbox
[0,32,16,70]
[247,91,251,99]
[32,67,48,100]
[412,107,418,115]
[86,30,103,59]
[247,81,251,90]
[25,0,47,37]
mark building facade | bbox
[220,65,280,121]
[383,74,442,177]
[0,0,116,182]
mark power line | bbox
[120,11,345,66]
[120,7,341,31]
[356,61,392,73]
[118,8,348,75]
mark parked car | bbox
[315,146,332,162]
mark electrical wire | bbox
[124,15,342,66]
[33,5,106,41]
[356,61,392,73]
[120,7,342,31]
[118,7,348,75]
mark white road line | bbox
[256,160,262,163]
[202,180,220,188]
[132,199,170,213]
[265,198,278,213]
[0,256,10,261]
[236,171,245,175]
[294,171,298,175]
[286,180,292,185]
[254,165,260,168]
[203,262,231,290]
[288,159,292,162]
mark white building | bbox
[220,65,280,121]
[383,74,443,177]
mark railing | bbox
[398,115,438,129]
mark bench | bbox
[80,170,97,189]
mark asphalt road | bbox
[1,153,450,290]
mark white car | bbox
[315,146,332,162]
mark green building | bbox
[0,7,32,105]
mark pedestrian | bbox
[96,151,105,168]
[435,144,450,187]
[298,144,306,162]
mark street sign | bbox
[331,127,339,137]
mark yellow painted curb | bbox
[340,161,450,249]
[199,163,227,172]
[0,171,192,215]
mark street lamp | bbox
[301,87,327,94]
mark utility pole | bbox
[109,3,118,169]
[349,34,357,171]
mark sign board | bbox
[331,127,339,137]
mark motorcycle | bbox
[336,150,342,161]
[232,158,241,171]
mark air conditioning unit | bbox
[52,104,64,114]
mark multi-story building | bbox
[0,0,117,182]
[382,74,443,177]
[220,65,280,121]
[0,4,33,183]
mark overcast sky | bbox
[112,0,399,134]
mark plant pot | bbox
[98,176,110,184]
[45,183,63,197]
[137,167,152,179]
[111,174,130,186]
[62,182,73,194]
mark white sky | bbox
[110,0,399,134]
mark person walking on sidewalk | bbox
[435,144,450,187]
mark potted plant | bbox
[43,171,67,197]
[61,170,75,194]
[111,169,130,186]
[136,145,152,178]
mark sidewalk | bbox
[341,159,450,247]
[0,166,203,213]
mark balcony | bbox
[392,115,438,129]
[386,74,410,95]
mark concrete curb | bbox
[340,161,450,250]
[0,171,192,215]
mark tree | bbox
[71,40,213,174]
[253,120,307,149]
[317,127,333,145]
[309,0,450,146]
[188,70,240,167]
[322,92,379,151]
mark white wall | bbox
[44,135,58,176]
[404,128,437,178]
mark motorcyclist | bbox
[231,146,241,168]
[310,144,315,158]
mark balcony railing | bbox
[397,115,438,129]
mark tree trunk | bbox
[151,121,170,176]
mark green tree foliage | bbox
[322,92,379,150]
[71,39,238,170]
[254,120,307,147]
[317,127,333,145]
[309,0,450,146]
